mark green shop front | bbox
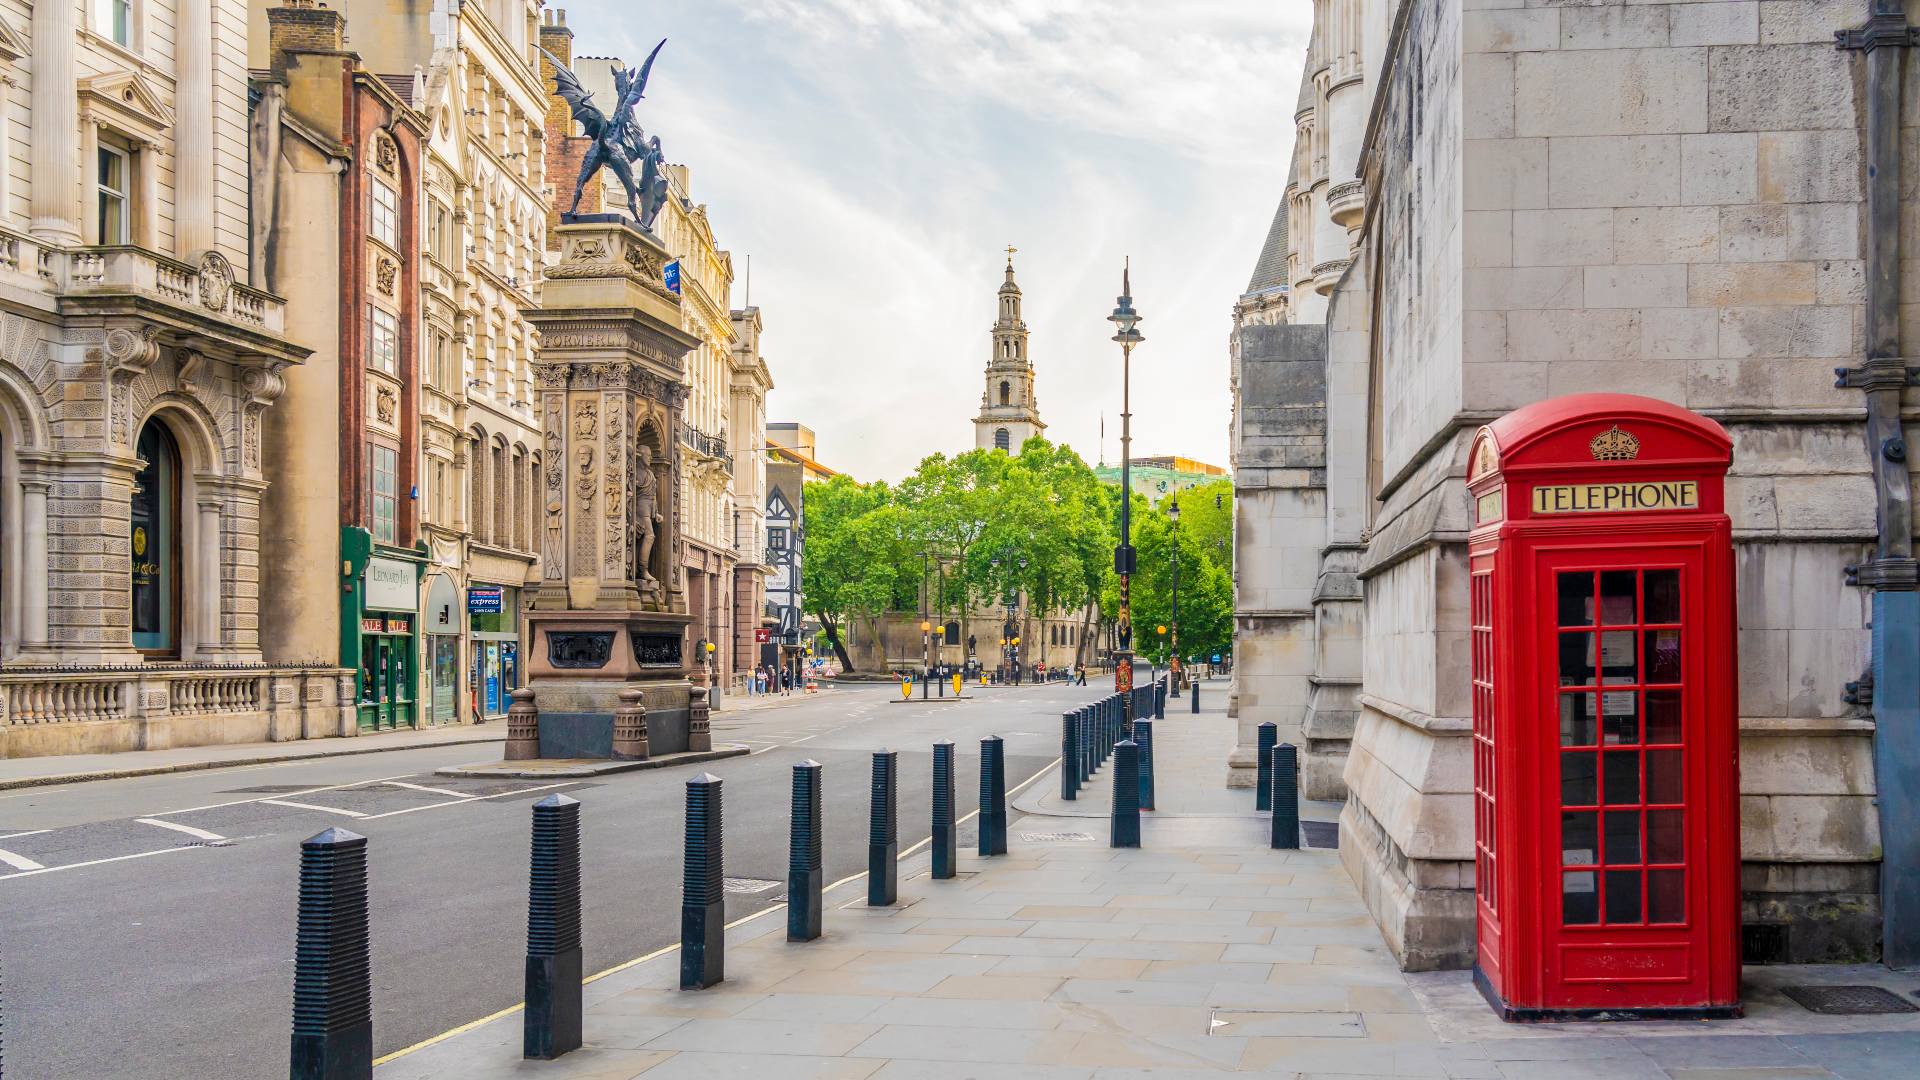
[344,529,423,731]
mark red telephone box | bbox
[1466,393,1740,1020]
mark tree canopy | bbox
[799,437,1232,672]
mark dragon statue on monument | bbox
[541,39,670,232]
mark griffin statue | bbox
[541,39,670,232]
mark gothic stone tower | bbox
[973,252,1046,454]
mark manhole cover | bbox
[723,877,781,894]
[1303,821,1340,849]
[1020,832,1095,842]
[1780,985,1919,1015]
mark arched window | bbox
[999,380,1010,406]
[994,428,1010,452]
[492,442,509,546]
[132,420,181,654]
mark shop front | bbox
[423,573,462,725]
[469,584,519,720]
[354,548,421,731]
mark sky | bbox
[563,0,1311,482]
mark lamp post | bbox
[990,549,1027,683]
[1108,261,1143,734]
[1168,497,1182,692]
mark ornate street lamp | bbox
[1108,261,1144,732]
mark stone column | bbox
[197,498,224,656]
[175,0,216,256]
[30,0,81,244]
[18,476,49,652]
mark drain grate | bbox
[1020,832,1095,843]
[722,877,781,894]
[1780,985,1919,1015]
[1302,821,1340,849]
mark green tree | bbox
[797,474,904,671]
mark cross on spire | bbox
[1005,244,1018,267]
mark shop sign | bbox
[1530,480,1698,516]
[468,586,504,613]
[364,557,416,612]
[754,627,772,643]
[361,617,386,634]
[386,615,412,634]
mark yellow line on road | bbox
[373,756,1060,1068]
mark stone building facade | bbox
[729,307,773,684]
[0,0,348,755]
[251,2,431,732]
[1233,0,1912,970]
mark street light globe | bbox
[1168,499,1181,523]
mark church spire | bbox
[974,245,1045,455]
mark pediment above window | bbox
[0,17,28,65]
[79,71,173,144]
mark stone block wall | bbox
[1326,0,1895,969]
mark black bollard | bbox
[979,735,1007,856]
[681,774,725,989]
[1155,680,1166,719]
[869,750,899,905]
[1081,707,1095,782]
[524,794,582,1060]
[788,761,823,941]
[290,827,371,1080]
[1191,678,1200,713]
[1061,712,1080,800]
[932,741,958,879]
[1135,718,1155,812]
[1271,743,1300,850]
[1256,722,1278,813]
[1111,740,1141,849]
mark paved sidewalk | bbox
[0,722,505,791]
[374,694,1920,1080]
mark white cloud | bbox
[559,1,1309,479]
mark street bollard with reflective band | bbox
[290,827,371,1080]
[932,741,958,879]
[1256,722,1277,813]
[1192,678,1200,713]
[681,774,725,989]
[1061,713,1080,800]
[979,735,1008,856]
[788,761,823,941]
[1135,718,1155,812]
[1271,743,1300,850]
[869,750,899,906]
[1110,740,1141,849]
[524,794,582,1060]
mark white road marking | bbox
[0,845,197,882]
[135,817,227,842]
[356,781,582,821]
[0,829,49,840]
[0,848,45,871]
[260,799,367,818]
[379,780,473,799]
[149,773,417,818]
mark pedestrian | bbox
[782,667,792,695]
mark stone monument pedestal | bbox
[510,217,703,764]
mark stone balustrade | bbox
[0,226,289,337]
[0,665,355,757]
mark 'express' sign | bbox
[1531,481,1698,515]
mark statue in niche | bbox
[632,444,662,585]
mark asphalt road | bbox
[0,680,1086,1080]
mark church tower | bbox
[974,249,1046,454]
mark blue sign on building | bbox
[467,586,504,614]
[663,260,682,295]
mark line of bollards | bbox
[285,705,1177,1078]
